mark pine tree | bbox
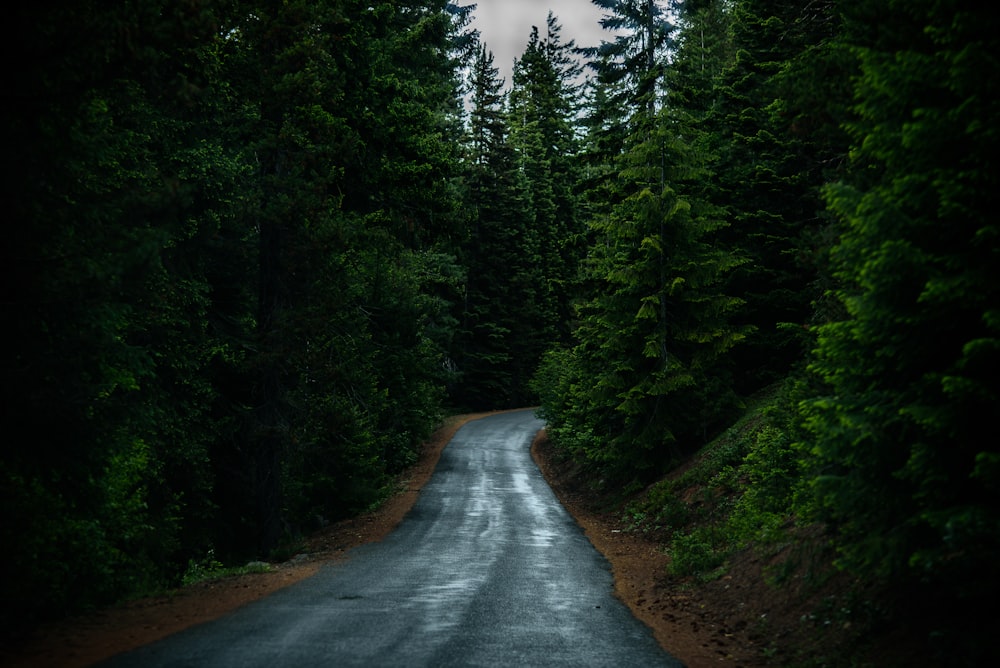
[455,45,524,407]
[537,0,747,479]
[2,0,248,622]
[456,16,585,408]
[583,0,675,117]
[698,0,849,393]
[213,0,469,550]
[802,0,1000,658]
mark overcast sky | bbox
[459,0,615,88]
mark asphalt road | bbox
[101,409,684,667]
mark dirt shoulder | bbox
[530,429,771,668]
[6,412,790,668]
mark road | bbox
[100,409,684,667]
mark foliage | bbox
[537,1,748,480]
[697,0,850,395]
[2,0,470,629]
[181,550,272,588]
[798,0,1000,659]
[5,3,1000,664]
[453,14,585,409]
[603,382,802,582]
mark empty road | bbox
[101,409,684,667]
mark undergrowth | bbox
[618,382,860,665]
[181,549,273,587]
[611,380,930,666]
[621,382,800,579]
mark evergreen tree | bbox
[229,0,468,546]
[2,0,247,623]
[454,45,526,407]
[559,113,746,477]
[802,0,1000,658]
[507,19,582,382]
[583,0,675,117]
[700,0,849,393]
[538,0,746,479]
[456,16,585,408]
[1,0,471,627]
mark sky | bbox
[459,0,614,88]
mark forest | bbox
[2,0,997,664]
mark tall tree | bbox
[538,0,746,479]
[692,0,849,394]
[456,15,585,408]
[507,16,585,375]
[454,44,527,407]
[227,0,469,547]
[801,0,1000,658]
[3,0,247,624]
[583,0,674,118]
[0,0,476,632]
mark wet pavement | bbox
[100,409,684,667]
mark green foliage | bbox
[607,383,803,583]
[533,0,752,482]
[454,17,584,409]
[802,0,1000,590]
[790,1,1000,660]
[547,114,748,478]
[727,426,799,545]
[531,346,607,468]
[626,481,691,533]
[668,526,730,578]
[3,0,470,630]
[7,4,999,665]
[181,550,272,588]
[697,0,850,395]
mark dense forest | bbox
[3,0,996,664]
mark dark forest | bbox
[3,1,997,664]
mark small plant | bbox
[629,479,690,533]
[181,549,225,586]
[668,527,729,577]
[181,549,272,587]
[624,507,647,532]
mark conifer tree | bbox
[454,44,526,407]
[230,0,468,543]
[701,0,848,392]
[583,0,674,118]
[1,0,471,626]
[802,0,999,657]
[3,0,248,622]
[457,16,585,408]
[538,0,746,478]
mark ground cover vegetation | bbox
[3,1,996,664]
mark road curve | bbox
[101,409,684,667]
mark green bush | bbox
[669,526,729,577]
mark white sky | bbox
[459,0,615,88]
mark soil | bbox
[2,411,908,668]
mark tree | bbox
[583,0,675,118]
[228,0,469,548]
[801,0,1000,658]
[691,0,849,394]
[455,15,586,408]
[1,0,472,627]
[507,17,585,384]
[454,44,525,407]
[2,0,247,624]
[538,0,747,479]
